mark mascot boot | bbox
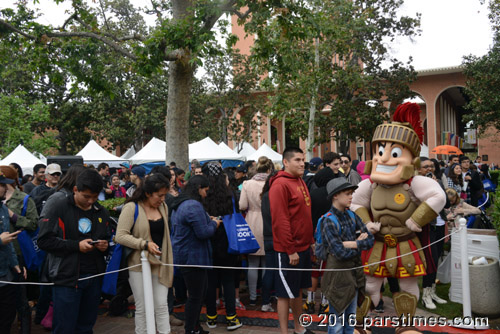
[354,295,372,334]
[393,292,421,334]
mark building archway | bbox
[433,85,473,158]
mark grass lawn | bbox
[382,280,463,319]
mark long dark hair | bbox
[431,158,442,179]
[126,173,170,204]
[261,170,278,199]
[202,163,234,216]
[183,175,209,203]
[449,163,463,188]
[150,165,172,183]
[57,164,87,192]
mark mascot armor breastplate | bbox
[371,183,416,238]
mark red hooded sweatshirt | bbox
[269,170,314,255]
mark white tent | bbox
[218,142,245,161]
[120,146,136,159]
[129,137,166,165]
[189,137,243,161]
[0,144,46,175]
[233,142,256,158]
[247,143,283,163]
[77,140,128,168]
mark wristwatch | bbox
[144,241,149,250]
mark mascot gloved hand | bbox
[405,218,422,233]
[366,222,381,234]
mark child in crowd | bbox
[318,177,374,334]
[110,174,127,198]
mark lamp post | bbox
[357,145,363,161]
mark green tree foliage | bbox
[0,1,170,154]
[190,49,263,144]
[0,94,57,156]
[1,0,265,168]
[245,0,419,156]
[463,0,500,134]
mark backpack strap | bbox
[21,195,30,216]
[132,203,138,228]
[315,211,341,241]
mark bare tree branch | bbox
[98,0,112,32]
[202,0,239,32]
[0,19,36,40]
[61,13,78,30]
[0,19,139,60]
[232,8,251,20]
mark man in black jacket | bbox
[38,169,111,334]
[460,155,483,206]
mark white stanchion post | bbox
[141,250,156,334]
[449,218,490,330]
[459,217,472,318]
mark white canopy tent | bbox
[120,146,136,160]
[0,144,46,176]
[129,137,166,165]
[76,140,128,168]
[189,137,243,162]
[218,142,245,161]
[247,143,283,163]
[233,142,256,159]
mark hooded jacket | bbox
[38,191,111,287]
[170,194,217,266]
[268,171,313,254]
[310,167,336,232]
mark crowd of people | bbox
[0,143,494,334]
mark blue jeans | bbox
[328,290,358,334]
[52,276,102,334]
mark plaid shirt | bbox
[321,206,374,261]
[447,177,462,196]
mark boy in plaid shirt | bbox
[319,177,374,334]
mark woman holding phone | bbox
[116,173,173,334]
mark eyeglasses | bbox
[50,172,62,177]
[421,165,433,169]
[341,160,350,165]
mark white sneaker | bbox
[430,284,447,304]
[261,303,275,312]
[422,287,436,310]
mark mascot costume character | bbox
[351,102,446,333]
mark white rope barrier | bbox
[0,226,463,286]
[158,225,463,272]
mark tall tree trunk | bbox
[165,60,193,171]
[165,0,194,170]
[306,37,320,161]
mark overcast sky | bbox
[1,0,494,70]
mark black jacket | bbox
[261,192,273,252]
[38,191,111,287]
[466,170,484,206]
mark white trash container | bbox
[469,257,500,317]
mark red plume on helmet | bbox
[392,102,424,144]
